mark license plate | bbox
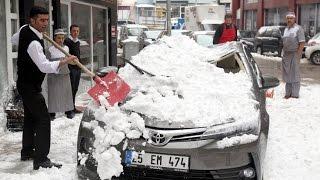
[125,150,190,171]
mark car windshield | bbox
[196,34,214,47]
[128,28,145,36]
[311,33,320,40]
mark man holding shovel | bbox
[12,6,77,170]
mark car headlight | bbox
[201,124,257,141]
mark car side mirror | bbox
[260,76,280,90]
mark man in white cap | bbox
[282,11,305,99]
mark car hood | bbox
[117,36,259,131]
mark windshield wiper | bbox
[121,57,155,77]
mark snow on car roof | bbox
[118,35,259,128]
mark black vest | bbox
[64,37,80,69]
[17,25,46,91]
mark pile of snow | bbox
[88,35,260,179]
[119,35,259,127]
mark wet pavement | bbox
[253,54,320,84]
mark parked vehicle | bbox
[305,32,320,65]
[144,30,165,46]
[254,26,285,57]
[76,42,279,180]
[185,4,225,31]
[191,31,215,47]
[119,24,149,49]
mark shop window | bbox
[71,3,91,67]
[92,7,107,71]
[10,0,17,13]
[300,4,316,38]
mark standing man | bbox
[13,6,77,170]
[282,12,305,99]
[213,13,237,44]
[64,25,82,113]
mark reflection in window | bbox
[11,19,18,52]
[13,58,18,81]
[93,7,107,70]
[300,4,316,38]
[71,3,91,66]
[10,0,17,13]
[61,4,69,34]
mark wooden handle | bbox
[42,33,96,78]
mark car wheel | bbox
[256,46,262,55]
[310,51,320,65]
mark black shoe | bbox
[65,111,75,119]
[21,151,34,161]
[49,113,56,121]
[33,159,62,170]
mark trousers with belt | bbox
[17,82,51,163]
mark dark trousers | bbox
[68,65,81,109]
[17,83,51,163]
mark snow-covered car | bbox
[305,32,320,65]
[191,31,215,47]
[76,36,279,180]
[144,30,165,46]
[119,24,149,49]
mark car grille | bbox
[120,164,256,180]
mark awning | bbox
[136,4,155,8]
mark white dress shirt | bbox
[11,25,60,74]
[68,35,79,43]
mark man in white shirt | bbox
[282,11,305,99]
[13,6,77,170]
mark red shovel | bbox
[43,34,131,106]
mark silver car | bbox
[77,42,279,180]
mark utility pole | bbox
[166,0,171,36]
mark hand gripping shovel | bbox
[43,34,131,106]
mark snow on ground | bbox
[264,83,320,180]
[0,114,82,180]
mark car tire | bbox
[310,51,320,65]
[256,46,262,55]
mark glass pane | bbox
[93,7,107,71]
[278,8,288,26]
[10,0,17,13]
[13,58,18,81]
[61,4,69,34]
[71,3,91,69]
[11,19,18,52]
[300,4,316,38]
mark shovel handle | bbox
[43,33,96,78]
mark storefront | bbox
[0,0,118,104]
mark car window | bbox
[128,28,143,36]
[311,33,320,40]
[257,27,268,37]
[196,34,214,47]
[271,29,281,38]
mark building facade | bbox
[232,0,320,37]
[0,0,118,105]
